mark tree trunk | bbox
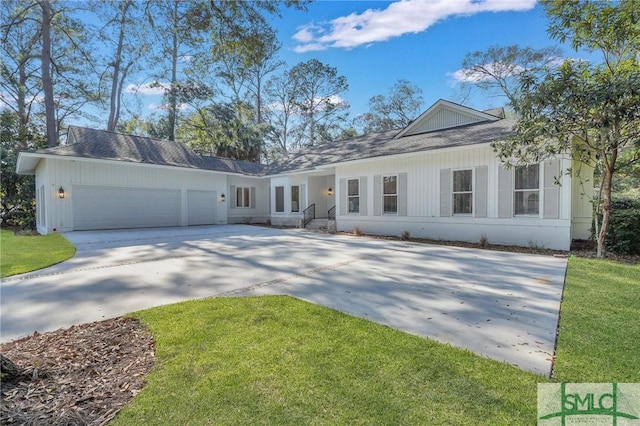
[40,0,56,147]
[596,152,617,258]
[17,55,28,149]
[167,1,178,141]
[255,76,262,163]
[107,2,130,131]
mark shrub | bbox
[606,200,640,255]
[353,226,362,236]
[479,234,489,248]
[400,230,410,241]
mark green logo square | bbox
[538,383,640,425]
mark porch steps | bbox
[305,219,336,232]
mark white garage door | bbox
[187,190,217,225]
[72,185,181,231]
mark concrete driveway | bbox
[0,225,567,376]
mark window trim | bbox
[291,185,300,213]
[235,186,251,208]
[452,168,474,216]
[347,178,360,214]
[382,174,398,215]
[513,164,540,217]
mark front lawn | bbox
[553,257,640,382]
[115,296,544,425]
[0,229,75,277]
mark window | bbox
[514,164,539,215]
[383,175,397,214]
[452,169,473,215]
[37,186,45,226]
[275,186,284,212]
[235,187,250,208]
[347,179,359,213]
[291,185,300,212]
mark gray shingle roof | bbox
[35,126,267,175]
[24,118,515,177]
[265,119,516,175]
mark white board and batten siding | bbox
[187,190,218,226]
[335,144,574,250]
[227,176,270,224]
[39,158,227,233]
[407,107,486,134]
[269,175,308,227]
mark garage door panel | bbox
[73,186,180,230]
[187,190,216,225]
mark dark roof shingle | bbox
[26,118,515,177]
[265,119,515,174]
[35,126,266,175]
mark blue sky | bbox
[14,0,596,129]
[265,0,584,117]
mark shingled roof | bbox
[17,102,515,177]
[265,118,516,175]
[30,126,267,176]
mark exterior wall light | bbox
[58,186,65,199]
[220,193,226,202]
[327,187,333,196]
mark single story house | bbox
[16,99,593,250]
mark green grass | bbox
[115,296,544,425]
[0,229,75,277]
[553,257,640,382]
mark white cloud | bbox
[124,81,170,96]
[293,0,537,52]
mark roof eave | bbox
[15,151,265,177]
[15,152,41,175]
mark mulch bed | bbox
[0,317,154,425]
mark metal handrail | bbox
[328,205,336,220]
[303,203,315,227]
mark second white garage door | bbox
[187,190,217,225]
[72,185,181,231]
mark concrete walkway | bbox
[0,225,567,376]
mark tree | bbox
[357,79,424,133]
[0,0,41,148]
[2,0,98,146]
[40,0,55,147]
[178,102,262,161]
[203,18,283,162]
[95,0,153,131]
[0,111,45,228]
[493,0,640,257]
[457,45,562,107]
[289,59,349,147]
[115,114,172,140]
[263,69,303,158]
[150,0,307,143]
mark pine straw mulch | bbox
[0,317,155,426]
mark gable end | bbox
[396,99,501,138]
[409,106,484,134]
